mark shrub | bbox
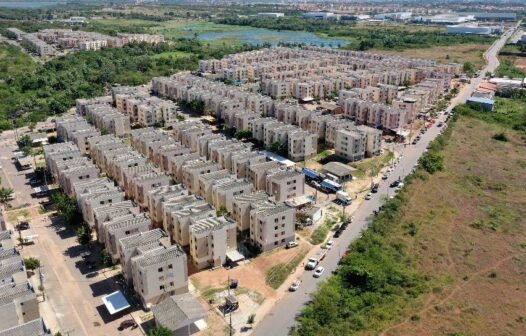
[24,257,41,270]
[419,152,444,174]
[493,132,508,142]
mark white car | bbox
[324,240,334,250]
[365,193,372,200]
[313,267,325,278]
[289,279,301,292]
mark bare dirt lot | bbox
[381,118,526,336]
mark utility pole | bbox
[38,266,45,301]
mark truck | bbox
[320,179,342,193]
[302,167,324,182]
[305,249,328,270]
[336,190,352,205]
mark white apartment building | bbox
[250,203,295,251]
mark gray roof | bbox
[0,282,35,306]
[323,161,356,177]
[152,293,207,331]
[0,231,11,242]
[119,229,165,251]
[0,249,18,263]
[199,170,230,182]
[267,170,301,181]
[0,260,24,284]
[0,318,48,336]
[135,244,186,268]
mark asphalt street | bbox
[252,23,519,336]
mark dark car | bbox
[17,222,30,230]
[371,183,379,193]
[412,139,418,145]
[118,320,137,331]
[333,229,343,238]
[389,180,400,188]
[230,279,239,289]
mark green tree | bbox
[234,129,252,140]
[17,134,33,155]
[147,326,172,336]
[462,62,476,77]
[100,249,113,268]
[54,332,63,336]
[268,141,287,156]
[51,192,81,225]
[76,224,92,246]
[419,152,445,174]
[24,257,41,270]
[0,187,14,205]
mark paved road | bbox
[252,24,518,336]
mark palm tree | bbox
[0,187,14,206]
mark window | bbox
[158,267,163,272]
[168,264,173,269]
[159,285,165,290]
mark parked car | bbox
[437,122,444,127]
[333,229,343,238]
[412,139,418,145]
[229,279,239,289]
[371,183,379,193]
[289,279,301,292]
[365,193,372,200]
[17,222,30,230]
[382,174,388,180]
[324,240,334,250]
[118,320,137,331]
[286,241,298,249]
[390,180,400,188]
[313,267,325,278]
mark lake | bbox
[0,1,62,8]
[197,28,350,48]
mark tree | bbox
[147,326,172,336]
[419,151,444,174]
[0,187,14,205]
[100,249,113,268]
[17,134,32,155]
[234,129,252,140]
[54,332,63,336]
[268,141,287,156]
[24,257,41,270]
[462,62,476,77]
[247,314,256,328]
[76,224,92,246]
[51,192,81,225]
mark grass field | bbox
[496,44,526,77]
[372,43,488,68]
[379,115,526,336]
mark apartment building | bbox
[100,213,152,262]
[250,203,295,251]
[248,161,281,191]
[119,228,167,284]
[43,143,82,179]
[131,172,173,210]
[161,195,203,239]
[197,170,231,201]
[58,163,100,197]
[189,216,237,271]
[211,179,253,213]
[181,160,220,194]
[334,129,367,162]
[147,185,189,225]
[231,192,269,232]
[93,200,138,239]
[265,169,305,202]
[170,202,216,247]
[130,243,188,307]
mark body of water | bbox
[197,28,350,48]
[0,1,62,8]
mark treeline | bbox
[215,17,494,51]
[0,39,257,131]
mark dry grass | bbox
[380,118,526,336]
[372,43,488,69]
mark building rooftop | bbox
[152,293,207,332]
[0,318,48,336]
[119,228,165,251]
[323,161,356,177]
[135,244,186,268]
